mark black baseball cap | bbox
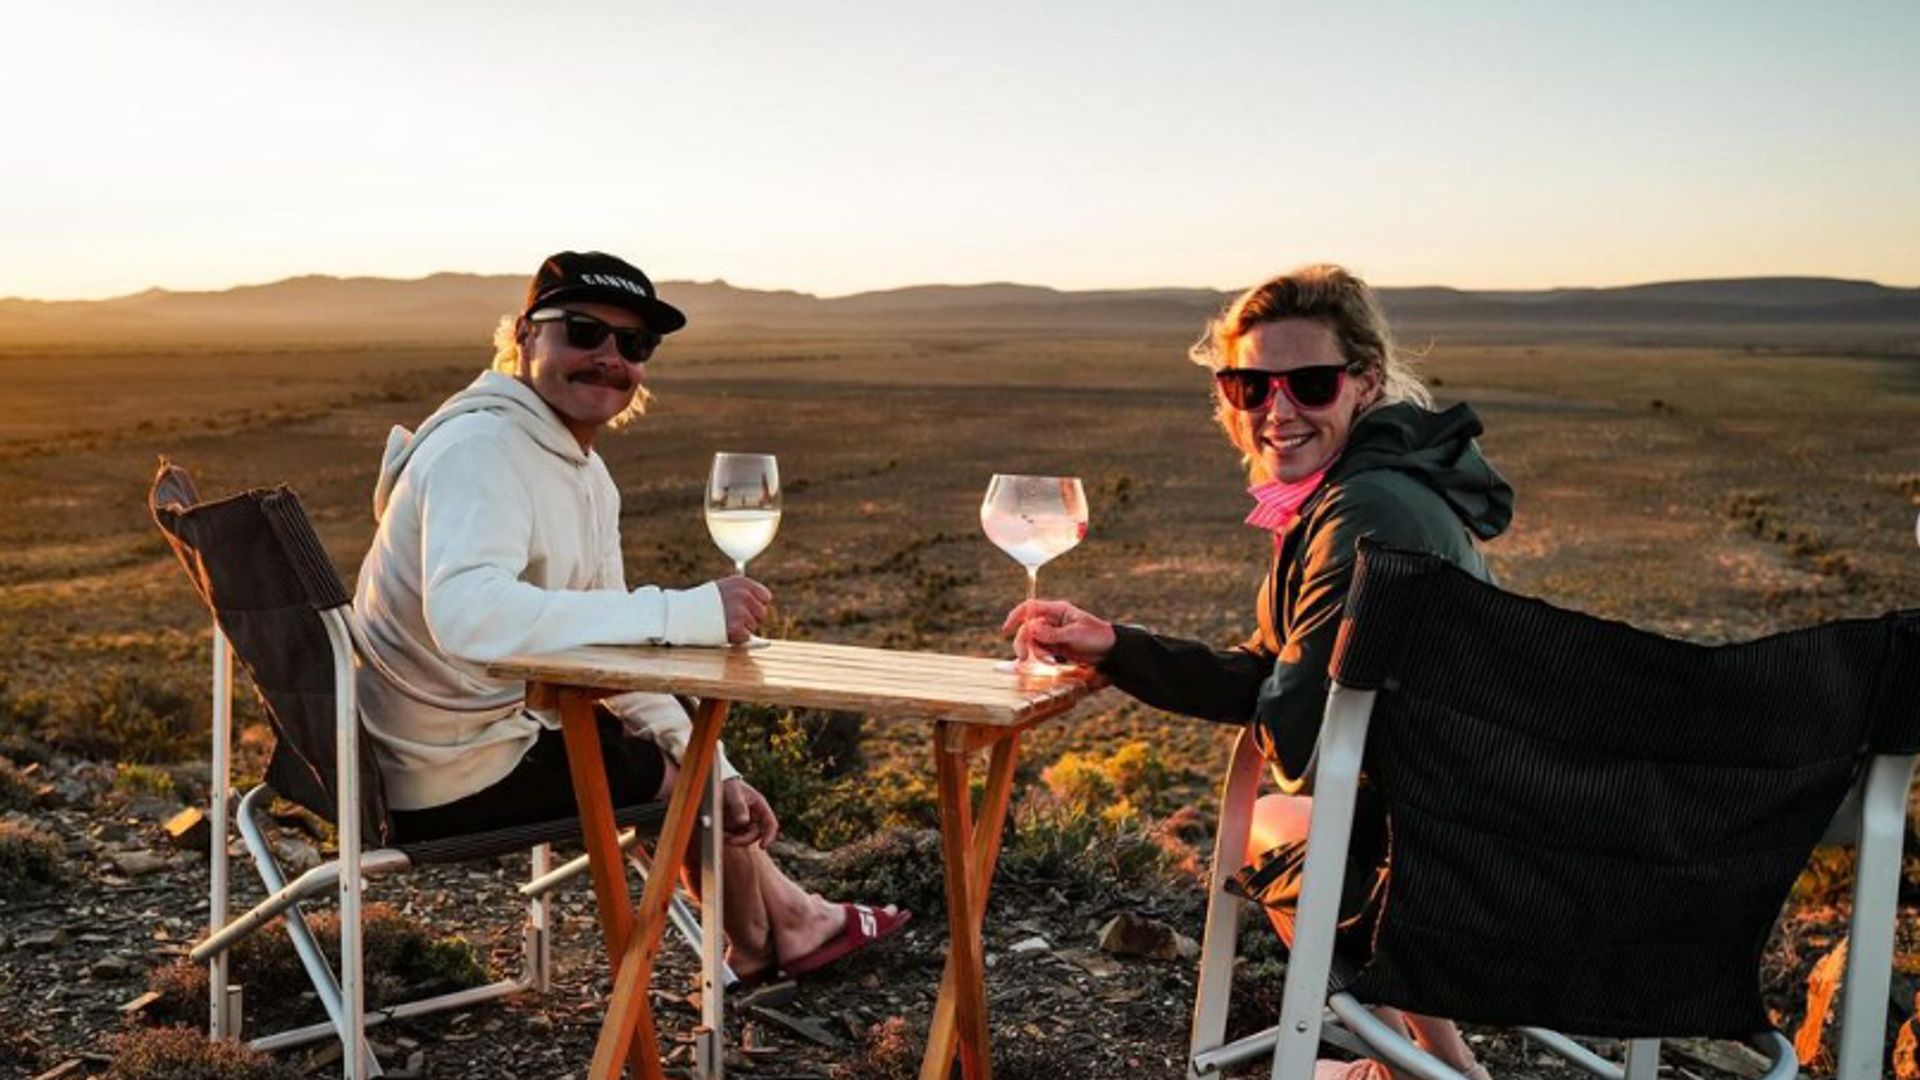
[523,251,687,334]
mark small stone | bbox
[163,807,211,852]
[1097,912,1184,961]
[747,1003,841,1048]
[123,795,180,823]
[110,850,168,877]
[1058,947,1125,978]
[20,929,69,951]
[90,956,136,980]
[275,839,323,873]
[1009,934,1053,955]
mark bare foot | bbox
[769,894,852,963]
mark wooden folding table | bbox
[487,638,1105,1079]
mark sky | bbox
[3,1,1916,301]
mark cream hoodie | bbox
[353,370,734,810]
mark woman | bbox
[1004,264,1511,1077]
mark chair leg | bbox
[527,844,554,993]
[235,786,385,1076]
[1271,687,1377,1080]
[1327,994,1472,1080]
[695,755,726,1080]
[209,625,235,1041]
[1623,1038,1660,1080]
[1188,727,1265,1078]
[1836,753,1917,1080]
[321,608,369,1080]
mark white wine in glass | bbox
[981,474,1088,677]
[706,452,781,647]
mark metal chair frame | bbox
[1187,706,1914,1080]
[189,598,727,1078]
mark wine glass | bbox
[981,474,1089,677]
[706,453,781,648]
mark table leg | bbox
[589,696,729,1079]
[555,688,652,1079]
[924,722,1019,1079]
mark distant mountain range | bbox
[3,273,1917,349]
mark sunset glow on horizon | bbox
[4,1,1916,302]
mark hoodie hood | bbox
[1325,401,1513,540]
[372,371,589,522]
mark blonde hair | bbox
[490,313,653,428]
[1189,264,1431,478]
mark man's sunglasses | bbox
[528,308,661,364]
[1214,364,1356,412]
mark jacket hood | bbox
[372,371,589,522]
[1326,401,1513,540]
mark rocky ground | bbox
[2,749,1900,1080]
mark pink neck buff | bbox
[1245,469,1329,534]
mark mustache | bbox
[568,370,634,391]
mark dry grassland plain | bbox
[3,327,1917,793]
[2,323,1918,1073]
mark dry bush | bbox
[1041,738,1183,824]
[0,818,66,891]
[723,705,939,849]
[39,668,199,763]
[106,1026,301,1080]
[829,1015,922,1080]
[0,755,36,811]
[997,794,1188,901]
[809,827,952,920]
[142,904,488,1030]
[0,678,52,763]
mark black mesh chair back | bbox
[1328,539,1920,1038]
[148,458,392,846]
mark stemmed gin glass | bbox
[706,452,781,648]
[981,474,1088,677]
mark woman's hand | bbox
[1001,599,1117,666]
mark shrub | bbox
[114,762,178,800]
[722,706,936,849]
[0,756,36,811]
[0,679,52,762]
[722,706,845,843]
[146,904,489,1029]
[142,959,210,1027]
[825,1014,921,1068]
[830,1015,921,1080]
[997,795,1185,900]
[42,668,199,763]
[1041,739,1181,824]
[0,819,66,891]
[106,1026,302,1080]
[808,827,952,919]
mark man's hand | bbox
[1001,598,1116,666]
[716,576,773,644]
[719,777,779,848]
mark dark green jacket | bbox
[1099,402,1513,784]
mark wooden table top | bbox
[487,638,1107,727]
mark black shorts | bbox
[389,708,667,844]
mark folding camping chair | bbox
[1188,540,1919,1080]
[149,460,728,1079]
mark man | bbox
[352,250,907,985]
